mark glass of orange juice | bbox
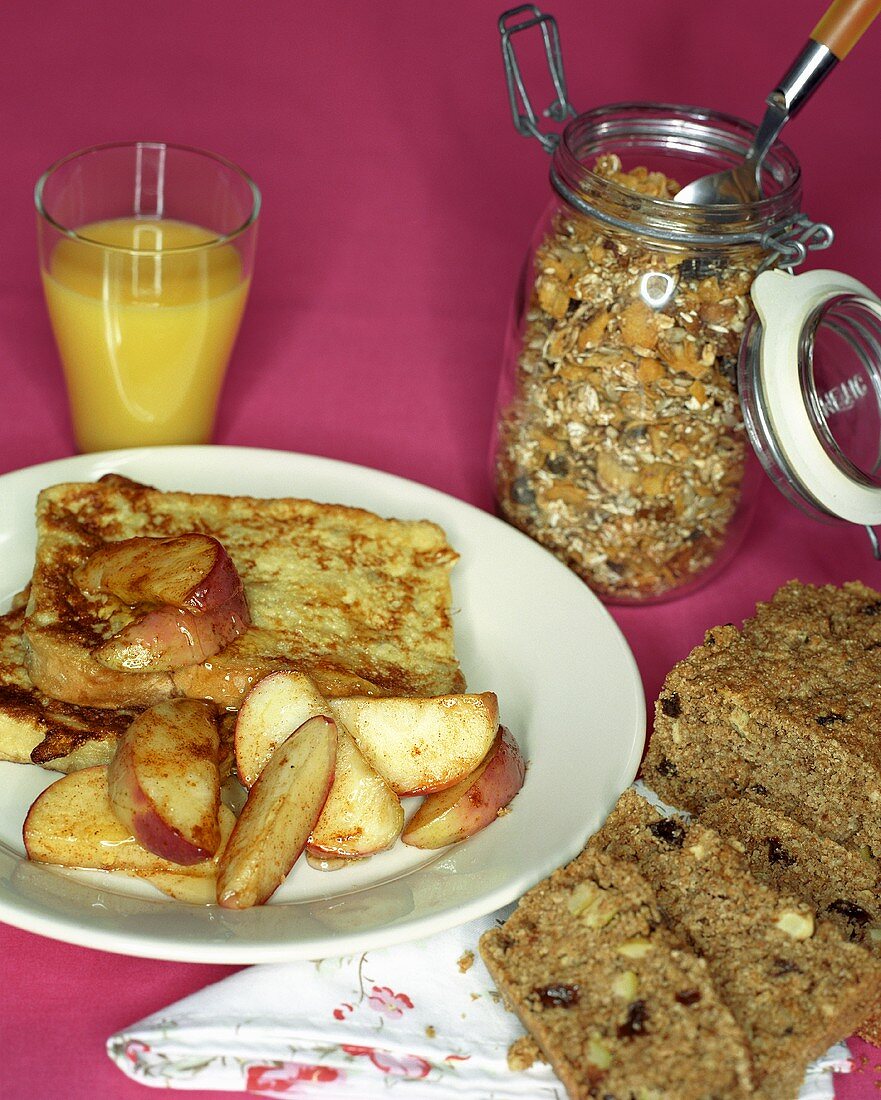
[35,142,260,452]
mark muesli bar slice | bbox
[641,580,881,856]
[479,846,753,1099]
[591,790,881,1099]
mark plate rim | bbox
[0,445,646,963]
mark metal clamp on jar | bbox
[491,5,880,604]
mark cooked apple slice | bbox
[234,670,332,787]
[402,726,526,849]
[75,532,242,609]
[327,693,499,796]
[23,765,228,878]
[74,533,250,671]
[107,700,222,865]
[96,600,250,671]
[217,715,337,909]
[308,725,404,859]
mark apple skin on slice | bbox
[402,726,526,849]
[74,533,250,671]
[107,699,222,865]
[217,715,338,909]
[127,804,236,903]
[23,765,228,878]
[96,598,248,673]
[327,693,499,796]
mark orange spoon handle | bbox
[811,0,881,59]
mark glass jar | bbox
[491,102,810,603]
[739,267,881,537]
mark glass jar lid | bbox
[739,268,881,533]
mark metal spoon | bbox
[675,0,881,206]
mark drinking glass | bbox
[35,142,260,452]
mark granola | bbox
[493,154,760,601]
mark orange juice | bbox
[42,217,250,451]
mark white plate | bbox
[0,446,644,963]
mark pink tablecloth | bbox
[2,2,880,1096]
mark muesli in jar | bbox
[494,154,760,602]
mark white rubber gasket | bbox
[750,268,881,525]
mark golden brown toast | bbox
[0,607,133,771]
[23,477,465,709]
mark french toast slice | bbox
[0,607,132,771]
[23,477,465,709]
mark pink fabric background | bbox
[2,1,880,1095]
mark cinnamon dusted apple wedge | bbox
[234,670,332,788]
[402,726,526,849]
[74,533,250,671]
[107,699,222,865]
[307,726,404,861]
[217,715,338,909]
[327,693,499,796]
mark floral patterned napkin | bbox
[107,907,851,1098]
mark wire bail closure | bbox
[499,6,575,152]
[759,214,835,272]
